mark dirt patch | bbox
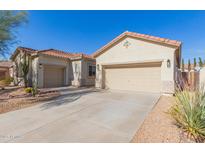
[131,96,194,143]
[0,87,60,114]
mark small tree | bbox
[0,11,27,59]
[20,53,29,88]
[188,59,191,72]
[199,57,203,68]
[181,59,185,72]
[194,58,197,68]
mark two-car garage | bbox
[103,62,162,93]
[93,31,181,94]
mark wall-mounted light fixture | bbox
[39,63,42,69]
[167,59,171,68]
[97,64,100,71]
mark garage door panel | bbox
[104,64,161,93]
[44,66,65,88]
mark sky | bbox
[10,10,205,63]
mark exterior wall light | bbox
[97,64,100,71]
[167,59,171,68]
[39,63,42,69]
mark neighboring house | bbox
[0,61,13,80]
[93,31,182,94]
[200,67,205,85]
[10,47,95,88]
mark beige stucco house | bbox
[11,47,95,88]
[93,31,182,94]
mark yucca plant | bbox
[169,84,205,142]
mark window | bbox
[88,65,96,77]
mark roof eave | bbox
[92,32,181,58]
[37,52,70,60]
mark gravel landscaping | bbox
[131,96,194,143]
[0,87,60,114]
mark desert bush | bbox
[25,86,38,97]
[169,85,205,142]
[24,87,32,93]
[0,77,13,87]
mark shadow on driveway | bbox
[40,88,98,110]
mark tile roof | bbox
[38,49,94,60]
[38,49,74,59]
[69,53,94,59]
[11,47,94,60]
[10,46,37,60]
[0,61,13,68]
[93,31,182,57]
[17,47,37,53]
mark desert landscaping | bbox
[0,86,60,114]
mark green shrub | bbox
[24,87,32,93]
[169,85,205,142]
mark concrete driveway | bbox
[0,87,160,143]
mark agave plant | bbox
[169,84,205,142]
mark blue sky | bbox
[11,10,205,63]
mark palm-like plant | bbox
[181,59,185,72]
[194,58,197,68]
[199,57,203,68]
[169,85,205,142]
[188,59,191,72]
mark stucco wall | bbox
[12,51,22,85]
[70,59,95,87]
[12,50,32,86]
[95,37,177,93]
[31,57,39,87]
[81,59,95,86]
[71,60,81,86]
[33,55,95,88]
[37,55,70,88]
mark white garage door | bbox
[104,63,161,93]
[44,65,65,88]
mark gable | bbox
[93,31,181,61]
[96,36,176,64]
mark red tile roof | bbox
[38,49,94,60]
[11,47,94,60]
[10,47,37,60]
[92,31,182,57]
[0,61,13,68]
[18,47,37,53]
[38,49,74,59]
